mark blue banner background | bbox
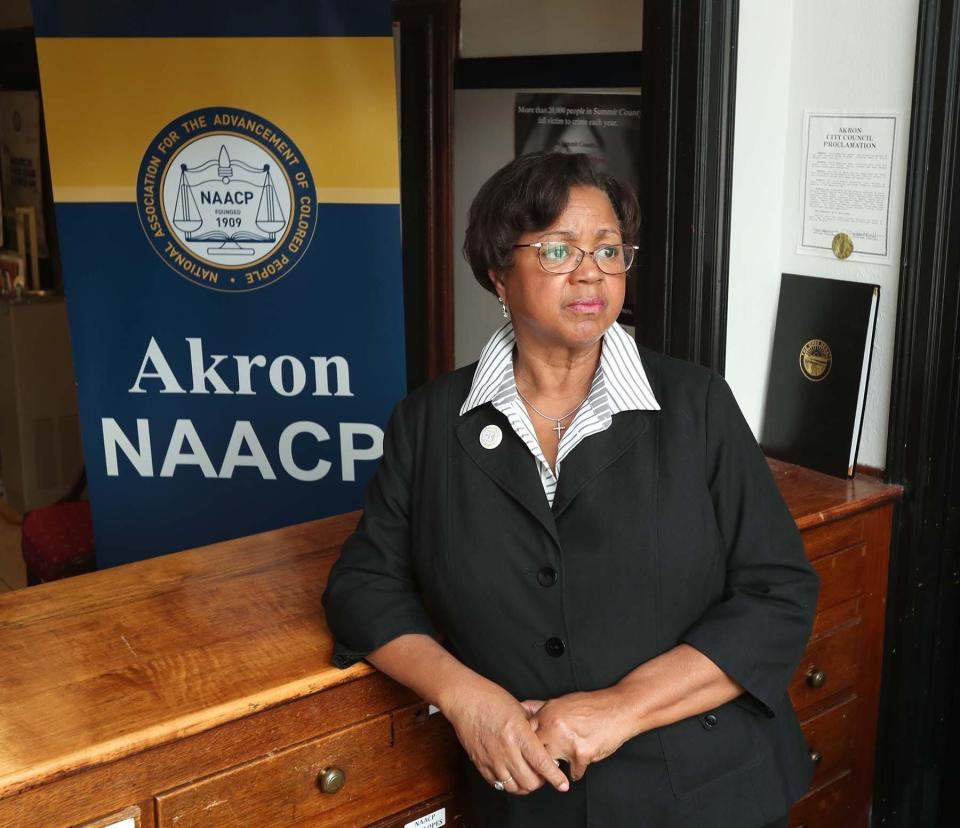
[33,1,407,568]
[56,201,405,563]
[31,0,391,37]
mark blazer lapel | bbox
[551,412,654,518]
[456,407,560,546]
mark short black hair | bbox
[463,152,640,296]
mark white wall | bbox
[460,0,643,57]
[727,0,919,471]
[726,0,795,440]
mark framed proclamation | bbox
[798,112,898,263]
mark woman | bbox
[322,152,818,827]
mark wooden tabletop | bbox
[766,458,903,530]
[0,511,365,799]
[0,460,903,801]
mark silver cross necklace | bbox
[516,387,590,438]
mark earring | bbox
[499,296,510,319]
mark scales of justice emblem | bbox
[161,134,293,268]
[139,107,316,292]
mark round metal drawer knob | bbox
[810,750,823,765]
[318,767,346,794]
[807,668,827,688]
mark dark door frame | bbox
[392,0,458,391]
[639,0,739,371]
[874,1,960,824]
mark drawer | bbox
[789,771,858,828]
[810,596,862,639]
[802,515,865,562]
[790,622,863,713]
[812,544,866,612]
[800,695,860,789]
[156,705,461,828]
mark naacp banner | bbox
[31,1,406,567]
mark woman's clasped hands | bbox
[522,687,635,783]
[442,674,635,794]
[441,676,570,795]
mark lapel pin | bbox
[479,424,502,450]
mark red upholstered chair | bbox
[21,471,96,585]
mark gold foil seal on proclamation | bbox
[832,232,854,260]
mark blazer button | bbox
[537,566,558,587]
[702,712,719,730]
[544,637,566,657]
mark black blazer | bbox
[323,346,819,827]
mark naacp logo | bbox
[137,107,317,292]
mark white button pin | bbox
[479,424,502,450]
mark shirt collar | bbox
[459,320,661,416]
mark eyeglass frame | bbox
[511,241,640,275]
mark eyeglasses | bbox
[512,241,639,275]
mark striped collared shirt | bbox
[460,321,661,505]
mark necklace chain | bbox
[515,386,589,438]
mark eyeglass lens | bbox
[538,242,634,274]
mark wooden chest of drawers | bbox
[768,460,902,828]
[0,461,899,828]
[0,513,467,828]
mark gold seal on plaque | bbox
[832,232,854,260]
[799,339,833,382]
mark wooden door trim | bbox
[393,0,458,389]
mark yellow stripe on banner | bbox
[314,187,401,203]
[36,37,400,203]
[53,186,137,202]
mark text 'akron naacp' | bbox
[101,337,383,482]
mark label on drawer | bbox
[405,808,446,828]
[77,806,140,828]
